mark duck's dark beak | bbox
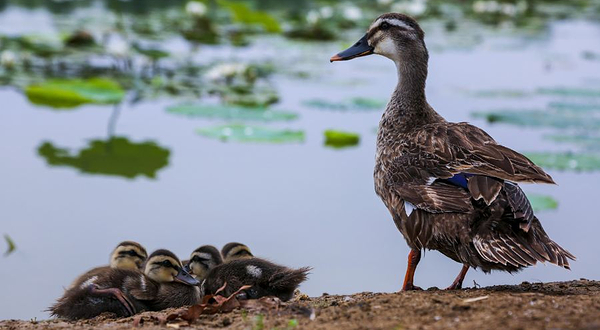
[175,267,200,286]
[330,34,374,62]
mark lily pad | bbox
[303,97,386,111]
[4,234,16,256]
[25,78,125,108]
[526,194,558,212]
[544,134,600,150]
[219,0,281,33]
[38,137,170,179]
[166,104,298,122]
[468,89,531,98]
[132,43,170,60]
[196,124,304,143]
[324,130,360,149]
[525,152,600,172]
[537,87,600,98]
[547,102,600,112]
[471,109,600,129]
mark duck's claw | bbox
[401,283,423,291]
[444,283,462,290]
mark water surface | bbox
[1,4,600,320]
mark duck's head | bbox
[144,249,199,285]
[221,242,253,262]
[186,245,223,280]
[330,13,426,65]
[109,241,148,270]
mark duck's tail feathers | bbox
[474,217,575,270]
[268,267,311,291]
[529,224,576,269]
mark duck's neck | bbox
[382,57,445,131]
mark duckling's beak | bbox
[330,34,374,62]
[174,267,200,286]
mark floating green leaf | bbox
[547,102,600,112]
[303,97,386,111]
[537,87,600,98]
[166,104,298,122]
[544,134,600,150]
[471,109,600,129]
[526,152,600,172]
[219,0,281,33]
[4,234,16,256]
[25,78,125,108]
[222,91,279,107]
[132,43,170,60]
[468,89,531,98]
[196,124,304,143]
[582,51,600,61]
[526,194,558,212]
[324,130,360,149]
[38,137,170,179]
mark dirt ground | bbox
[2,279,599,330]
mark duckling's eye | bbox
[161,260,173,268]
[380,22,390,30]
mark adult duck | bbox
[331,13,575,290]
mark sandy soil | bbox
[2,279,599,330]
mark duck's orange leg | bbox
[445,264,469,290]
[401,249,422,291]
[89,285,136,316]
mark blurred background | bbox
[1,0,600,321]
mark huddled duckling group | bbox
[50,241,310,320]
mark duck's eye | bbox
[161,260,173,268]
[380,22,390,30]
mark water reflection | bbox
[37,137,170,179]
[1,0,600,322]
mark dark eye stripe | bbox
[119,250,145,260]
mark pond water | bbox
[1,1,600,321]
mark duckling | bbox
[185,245,223,280]
[50,249,199,320]
[201,258,310,302]
[67,241,147,290]
[221,242,253,262]
[331,13,574,290]
[135,249,202,311]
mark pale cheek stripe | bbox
[195,252,212,260]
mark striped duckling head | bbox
[109,241,147,271]
[221,242,253,263]
[187,245,223,280]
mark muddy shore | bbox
[2,279,599,330]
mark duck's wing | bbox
[123,274,159,301]
[388,122,553,213]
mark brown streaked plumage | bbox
[331,13,574,290]
[221,242,253,262]
[50,249,199,320]
[201,258,310,302]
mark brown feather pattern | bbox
[365,12,573,278]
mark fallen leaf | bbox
[4,234,16,256]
